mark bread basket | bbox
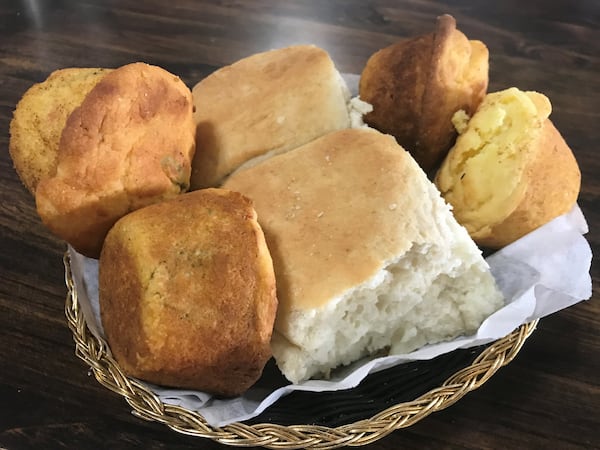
[63,251,538,449]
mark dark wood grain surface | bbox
[1,1,598,449]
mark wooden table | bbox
[1,1,598,448]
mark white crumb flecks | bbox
[348,96,373,129]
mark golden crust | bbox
[35,63,196,258]
[359,14,488,173]
[190,45,350,189]
[471,119,580,248]
[99,189,277,397]
[223,128,431,319]
[435,88,580,249]
[9,68,111,193]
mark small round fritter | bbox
[9,68,111,193]
[35,62,196,258]
[99,188,277,397]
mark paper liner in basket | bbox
[67,204,591,427]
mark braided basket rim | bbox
[63,252,538,449]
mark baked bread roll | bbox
[190,45,354,189]
[223,128,503,383]
[9,67,111,193]
[99,188,277,397]
[35,62,196,258]
[359,14,488,173]
[435,87,581,249]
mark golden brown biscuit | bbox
[359,14,488,173]
[9,68,111,193]
[435,87,581,248]
[99,188,277,396]
[35,62,196,258]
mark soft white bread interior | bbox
[190,45,355,189]
[223,128,503,383]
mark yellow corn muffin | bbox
[9,68,111,193]
[35,62,196,258]
[99,189,277,397]
[359,14,488,173]
[435,87,581,248]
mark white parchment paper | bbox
[68,204,592,427]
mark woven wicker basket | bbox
[63,252,537,449]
